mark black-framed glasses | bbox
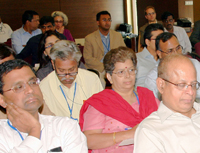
[54,20,63,23]
[161,78,200,90]
[112,67,137,77]
[3,78,40,93]
[57,72,78,77]
[158,45,183,54]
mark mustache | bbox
[61,77,74,81]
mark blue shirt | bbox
[99,31,110,62]
[11,26,41,54]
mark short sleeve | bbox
[82,105,106,131]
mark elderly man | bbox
[135,23,163,88]
[11,10,41,54]
[161,11,191,54]
[139,6,162,46]
[83,10,125,87]
[134,54,200,152]
[144,32,200,99]
[40,40,103,120]
[0,59,87,152]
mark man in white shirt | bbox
[134,54,200,153]
[11,10,42,54]
[144,32,200,99]
[135,23,163,88]
[40,40,103,120]
[0,15,13,43]
[0,59,87,153]
[161,11,191,54]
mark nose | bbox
[124,70,130,78]
[185,85,195,96]
[24,83,34,94]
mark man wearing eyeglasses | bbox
[134,54,200,153]
[161,11,191,54]
[139,6,162,46]
[144,32,200,100]
[83,10,125,87]
[39,40,103,120]
[0,59,88,153]
[16,16,66,67]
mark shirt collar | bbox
[99,30,110,38]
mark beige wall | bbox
[193,0,200,22]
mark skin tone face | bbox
[54,16,64,29]
[157,58,197,118]
[145,8,156,23]
[29,15,40,31]
[107,59,136,93]
[162,15,174,32]
[44,35,60,56]
[40,22,55,34]
[157,36,182,59]
[52,58,78,88]
[0,54,14,64]
[97,14,111,33]
[0,66,43,117]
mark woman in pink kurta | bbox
[80,47,159,153]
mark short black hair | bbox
[0,59,35,94]
[0,43,16,60]
[161,12,174,21]
[96,11,111,21]
[155,32,177,51]
[143,23,164,47]
[39,16,54,26]
[22,10,39,25]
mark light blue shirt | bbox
[135,47,159,88]
[11,26,41,54]
[99,31,110,62]
[144,58,200,99]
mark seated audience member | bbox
[16,16,66,66]
[190,20,200,52]
[135,23,163,88]
[83,11,126,87]
[139,6,162,46]
[134,54,200,153]
[0,15,13,43]
[80,46,159,153]
[39,40,103,120]
[11,10,42,54]
[0,59,87,152]
[161,11,191,54]
[144,32,200,99]
[51,11,74,41]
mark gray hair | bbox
[51,11,68,26]
[50,40,82,63]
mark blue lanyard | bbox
[59,82,77,120]
[102,39,110,52]
[7,119,42,141]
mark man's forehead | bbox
[42,22,53,26]
[100,14,111,18]
[146,8,155,13]
[160,36,179,49]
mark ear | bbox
[51,60,55,70]
[106,73,113,84]
[156,50,162,58]
[145,39,150,47]
[145,15,148,20]
[156,77,165,94]
[96,21,100,26]
[0,94,7,108]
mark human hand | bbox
[7,103,41,139]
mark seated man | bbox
[190,20,200,50]
[11,10,41,54]
[0,15,13,43]
[0,59,87,152]
[134,54,200,152]
[161,11,191,54]
[144,32,200,99]
[40,40,103,120]
[16,16,66,66]
[135,23,163,88]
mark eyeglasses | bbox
[57,72,78,77]
[158,45,183,54]
[146,12,155,16]
[54,20,63,23]
[102,18,112,22]
[112,68,137,77]
[3,78,40,93]
[41,25,53,29]
[162,78,200,90]
[164,19,174,23]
